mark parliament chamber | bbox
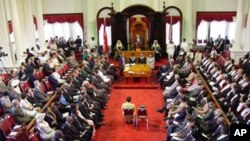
[0,0,250,141]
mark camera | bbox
[0,46,8,57]
[0,52,8,57]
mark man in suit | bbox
[71,108,93,140]
[129,53,136,64]
[119,53,126,77]
[11,99,33,124]
[75,35,82,48]
[212,117,227,139]
[137,53,146,64]
[62,116,85,141]
[33,81,49,104]
[48,71,60,90]
[43,59,53,76]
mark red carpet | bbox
[93,89,166,141]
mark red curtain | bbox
[166,16,181,24]
[103,21,108,54]
[129,17,149,28]
[196,12,236,29]
[8,21,13,34]
[8,16,38,34]
[33,16,38,30]
[43,13,84,28]
[97,18,111,30]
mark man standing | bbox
[89,37,97,51]
[75,35,82,49]
[180,38,189,53]
[119,53,126,77]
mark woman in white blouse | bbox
[146,53,155,70]
[20,94,39,117]
[36,113,56,140]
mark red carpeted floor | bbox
[93,89,166,141]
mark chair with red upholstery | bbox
[136,106,148,130]
[40,81,53,96]
[40,82,47,93]
[19,82,28,93]
[0,117,12,137]
[123,109,135,125]
[44,80,52,91]
[0,104,4,117]
[5,114,16,129]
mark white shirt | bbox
[181,42,188,52]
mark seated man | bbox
[129,53,136,64]
[121,96,136,123]
[11,99,33,124]
[138,53,146,64]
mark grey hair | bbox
[12,99,19,107]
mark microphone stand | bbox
[0,58,9,75]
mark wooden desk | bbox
[121,51,154,60]
[123,64,151,84]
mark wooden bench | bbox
[121,51,155,60]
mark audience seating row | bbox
[0,63,72,141]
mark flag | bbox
[103,18,108,54]
[169,15,173,42]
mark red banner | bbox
[103,19,108,54]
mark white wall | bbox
[42,0,83,14]
[41,0,237,42]
[195,0,237,11]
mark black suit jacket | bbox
[62,123,80,140]
[137,57,146,64]
[43,63,52,76]
[48,75,59,89]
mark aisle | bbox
[93,89,166,141]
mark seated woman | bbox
[129,53,136,64]
[20,93,40,117]
[121,96,136,123]
[36,113,59,140]
[147,53,155,70]
[138,53,146,64]
[114,40,124,59]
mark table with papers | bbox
[123,64,151,84]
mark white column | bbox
[23,0,36,48]
[9,0,25,65]
[36,0,46,51]
[233,0,244,51]
[86,0,96,40]
[186,0,193,43]
[231,0,247,64]
[0,0,14,68]
[243,0,250,49]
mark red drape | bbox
[8,21,13,34]
[129,17,149,28]
[103,20,108,54]
[97,18,111,30]
[8,16,38,34]
[166,16,181,24]
[196,12,236,29]
[43,13,84,28]
[33,16,38,30]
